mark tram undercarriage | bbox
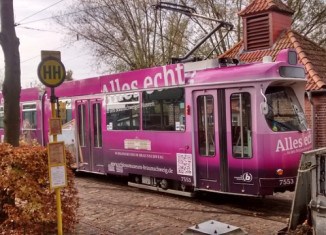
[128,174,195,197]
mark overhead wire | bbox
[0,0,64,75]
[10,3,109,68]
[2,2,121,82]
[0,0,84,70]
[16,6,105,26]
[18,26,61,34]
[25,40,77,63]
[15,0,65,25]
[0,40,80,73]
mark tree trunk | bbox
[0,0,21,147]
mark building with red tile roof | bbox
[220,0,326,147]
[238,0,294,16]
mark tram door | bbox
[194,90,228,191]
[225,88,256,194]
[76,99,104,173]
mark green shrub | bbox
[0,143,79,234]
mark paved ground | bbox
[73,174,295,235]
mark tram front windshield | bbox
[265,87,307,132]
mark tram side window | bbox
[197,95,215,156]
[78,104,86,147]
[0,106,4,128]
[106,93,140,130]
[22,103,37,129]
[230,93,252,158]
[93,103,102,147]
[142,88,185,131]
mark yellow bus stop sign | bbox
[37,57,66,87]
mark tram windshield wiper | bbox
[267,118,302,133]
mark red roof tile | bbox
[219,30,326,90]
[239,0,294,16]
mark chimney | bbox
[239,0,294,51]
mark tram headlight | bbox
[186,105,191,115]
[276,168,284,176]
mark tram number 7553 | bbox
[181,177,192,183]
[279,178,294,186]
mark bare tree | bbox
[191,0,325,49]
[184,0,250,55]
[286,0,326,48]
[188,0,325,50]
[0,0,21,146]
[56,0,191,72]
[66,69,74,81]
[56,0,249,71]
[56,0,325,73]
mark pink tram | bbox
[0,48,312,197]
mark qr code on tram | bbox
[177,153,192,176]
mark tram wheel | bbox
[160,179,168,189]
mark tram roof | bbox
[51,49,303,97]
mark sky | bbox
[0,0,101,88]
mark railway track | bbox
[74,173,293,234]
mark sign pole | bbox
[51,88,63,235]
[38,51,67,235]
[56,189,63,235]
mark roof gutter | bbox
[306,89,326,95]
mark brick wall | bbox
[305,95,326,148]
[315,96,326,148]
[304,98,312,128]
